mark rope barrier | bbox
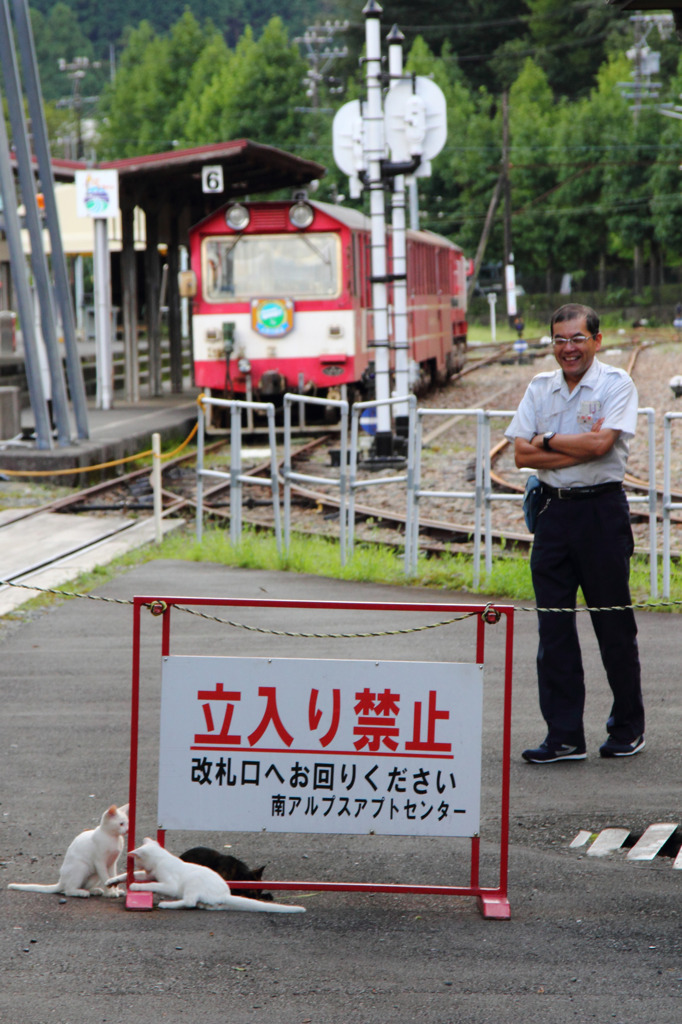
[0,422,199,478]
[1,578,681,635]
[524,601,681,613]
[0,579,134,607]
[0,577,480,637]
[170,603,480,637]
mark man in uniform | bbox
[505,303,645,763]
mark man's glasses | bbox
[552,333,595,346]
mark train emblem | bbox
[251,298,294,338]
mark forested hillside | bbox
[29,0,321,54]
[18,1,682,297]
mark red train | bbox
[187,197,467,425]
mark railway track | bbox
[1,336,680,595]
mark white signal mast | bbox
[332,0,446,460]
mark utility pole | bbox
[57,55,100,160]
[12,0,90,439]
[0,0,71,445]
[466,172,504,302]
[615,13,670,295]
[295,20,348,114]
[501,91,517,322]
[0,80,52,447]
[501,92,512,270]
[617,13,667,121]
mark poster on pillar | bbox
[157,656,484,839]
[76,170,118,409]
[75,169,119,219]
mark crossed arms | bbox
[513,419,621,470]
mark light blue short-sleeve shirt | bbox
[504,358,638,488]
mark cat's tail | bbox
[220,894,305,913]
[8,882,61,893]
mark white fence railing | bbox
[663,412,682,598]
[193,395,680,602]
[483,407,658,597]
[282,394,350,564]
[348,395,417,573]
[406,408,485,587]
[195,396,281,552]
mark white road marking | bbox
[626,823,678,861]
[586,828,630,857]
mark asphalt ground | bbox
[1,560,680,1024]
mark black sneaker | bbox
[599,734,645,758]
[522,741,586,764]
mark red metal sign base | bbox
[126,891,154,911]
[478,894,512,920]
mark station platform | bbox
[0,387,202,483]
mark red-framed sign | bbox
[127,596,514,919]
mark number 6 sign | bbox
[201,165,224,194]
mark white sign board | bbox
[158,656,483,837]
[383,77,447,178]
[75,169,119,219]
[201,165,224,194]
[332,98,366,199]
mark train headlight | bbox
[225,203,250,231]
[289,200,314,229]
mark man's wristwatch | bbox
[543,431,556,451]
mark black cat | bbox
[179,847,273,901]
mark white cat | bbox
[111,838,305,912]
[8,803,129,898]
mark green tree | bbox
[30,3,96,103]
[507,59,560,285]
[524,0,622,100]
[27,0,319,54]
[338,0,528,94]
[403,36,498,253]
[164,32,232,147]
[96,21,165,157]
[547,54,632,284]
[97,13,220,157]
[650,52,682,265]
[601,106,663,295]
[183,18,310,153]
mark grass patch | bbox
[156,526,671,605]
[4,523,678,620]
[158,525,527,594]
[30,523,681,609]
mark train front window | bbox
[202,233,340,301]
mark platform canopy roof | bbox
[15,138,325,244]
[97,138,326,240]
[7,154,86,183]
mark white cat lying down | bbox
[109,838,305,912]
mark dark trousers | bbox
[530,488,644,747]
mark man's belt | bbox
[541,481,623,500]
